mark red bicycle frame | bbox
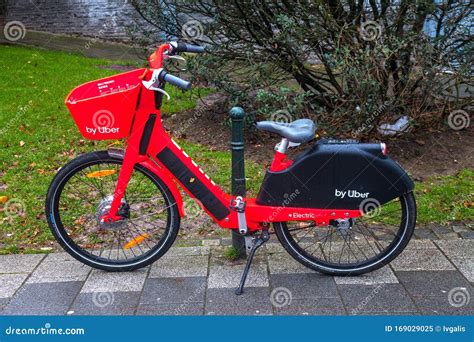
[99,44,361,231]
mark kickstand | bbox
[235,229,269,295]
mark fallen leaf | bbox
[19,141,25,147]
[0,196,8,204]
[415,139,425,146]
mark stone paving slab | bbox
[140,277,206,305]
[3,281,83,315]
[265,243,286,254]
[27,253,91,283]
[0,274,28,298]
[137,302,205,316]
[0,238,472,316]
[402,239,438,250]
[396,271,472,297]
[206,287,273,315]
[208,264,269,288]
[0,298,10,312]
[435,240,474,281]
[397,270,474,315]
[448,258,474,282]
[435,240,473,259]
[0,254,45,274]
[149,255,208,278]
[166,246,210,257]
[390,243,455,271]
[81,269,148,293]
[274,297,346,316]
[414,295,474,316]
[270,273,339,299]
[70,291,140,316]
[339,284,418,315]
[268,252,314,274]
[334,266,398,285]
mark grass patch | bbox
[0,45,471,254]
[223,246,241,261]
[0,45,215,252]
[414,169,473,225]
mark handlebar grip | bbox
[161,71,192,90]
[171,41,205,53]
[184,44,205,53]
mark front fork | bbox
[101,136,147,223]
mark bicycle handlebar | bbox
[160,70,192,90]
[147,41,205,90]
[170,41,205,54]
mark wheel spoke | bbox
[279,196,411,269]
[54,159,176,265]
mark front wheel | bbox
[45,151,180,272]
[274,192,416,276]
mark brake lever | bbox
[164,55,187,72]
[153,87,171,100]
[165,55,186,63]
[142,69,171,100]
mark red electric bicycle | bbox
[46,42,416,294]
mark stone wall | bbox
[4,0,141,40]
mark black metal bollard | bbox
[229,107,246,258]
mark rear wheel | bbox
[274,192,416,275]
[45,151,180,271]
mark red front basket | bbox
[65,68,147,140]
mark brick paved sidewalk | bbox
[0,239,472,316]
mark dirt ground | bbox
[165,103,473,182]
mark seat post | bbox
[276,138,289,154]
[270,138,293,172]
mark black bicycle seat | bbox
[256,119,316,143]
